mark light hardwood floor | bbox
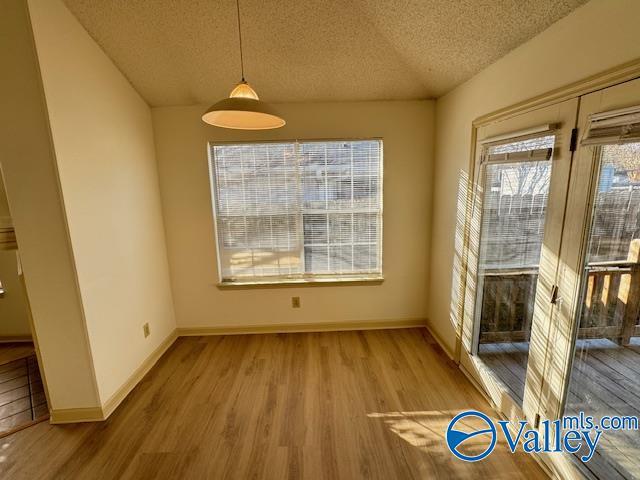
[480,338,640,480]
[0,329,546,479]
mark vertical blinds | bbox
[209,140,383,283]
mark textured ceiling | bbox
[62,0,588,107]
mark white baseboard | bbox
[177,318,427,336]
[50,330,178,424]
[49,406,104,424]
[0,335,33,343]
[100,329,178,419]
[424,320,456,361]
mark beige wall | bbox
[153,101,434,328]
[0,0,100,409]
[0,175,10,226]
[26,0,176,403]
[0,251,31,338]
[428,0,640,354]
[0,176,30,337]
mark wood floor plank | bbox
[0,329,546,479]
[479,338,640,480]
[0,344,34,367]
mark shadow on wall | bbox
[447,167,559,420]
[449,169,478,356]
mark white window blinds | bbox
[582,105,640,146]
[209,140,383,284]
[478,134,554,270]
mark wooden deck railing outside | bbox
[480,240,640,345]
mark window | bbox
[479,135,554,271]
[208,139,383,285]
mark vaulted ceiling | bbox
[63,0,588,107]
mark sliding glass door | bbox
[565,142,640,479]
[474,135,554,404]
[461,77,640,480]
[461,98,579,422]
[553,78,640,480]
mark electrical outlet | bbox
[143,322,150,338]
[291,296,301,308]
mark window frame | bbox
[207,138,384,287]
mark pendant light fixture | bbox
[202,0,285,129]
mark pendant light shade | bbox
[202,0,285,130]
[202,81,285,130]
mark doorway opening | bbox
[0,173,49,437]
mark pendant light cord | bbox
[236,0,245,82]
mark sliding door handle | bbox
[550,285,559,305]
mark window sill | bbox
[216,276,384,289]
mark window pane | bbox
[302,176,326,209]
[329,245,353,272]
[354,244,377,271]
[353,213,378,244]
[479,161,551,270]
[303,214,327,244]
[565,142,640,478]
[328,213,353,244]
[475,135,554,407]
[299,140,382,275]
[212,143,302,280]
[304,245,328,273]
